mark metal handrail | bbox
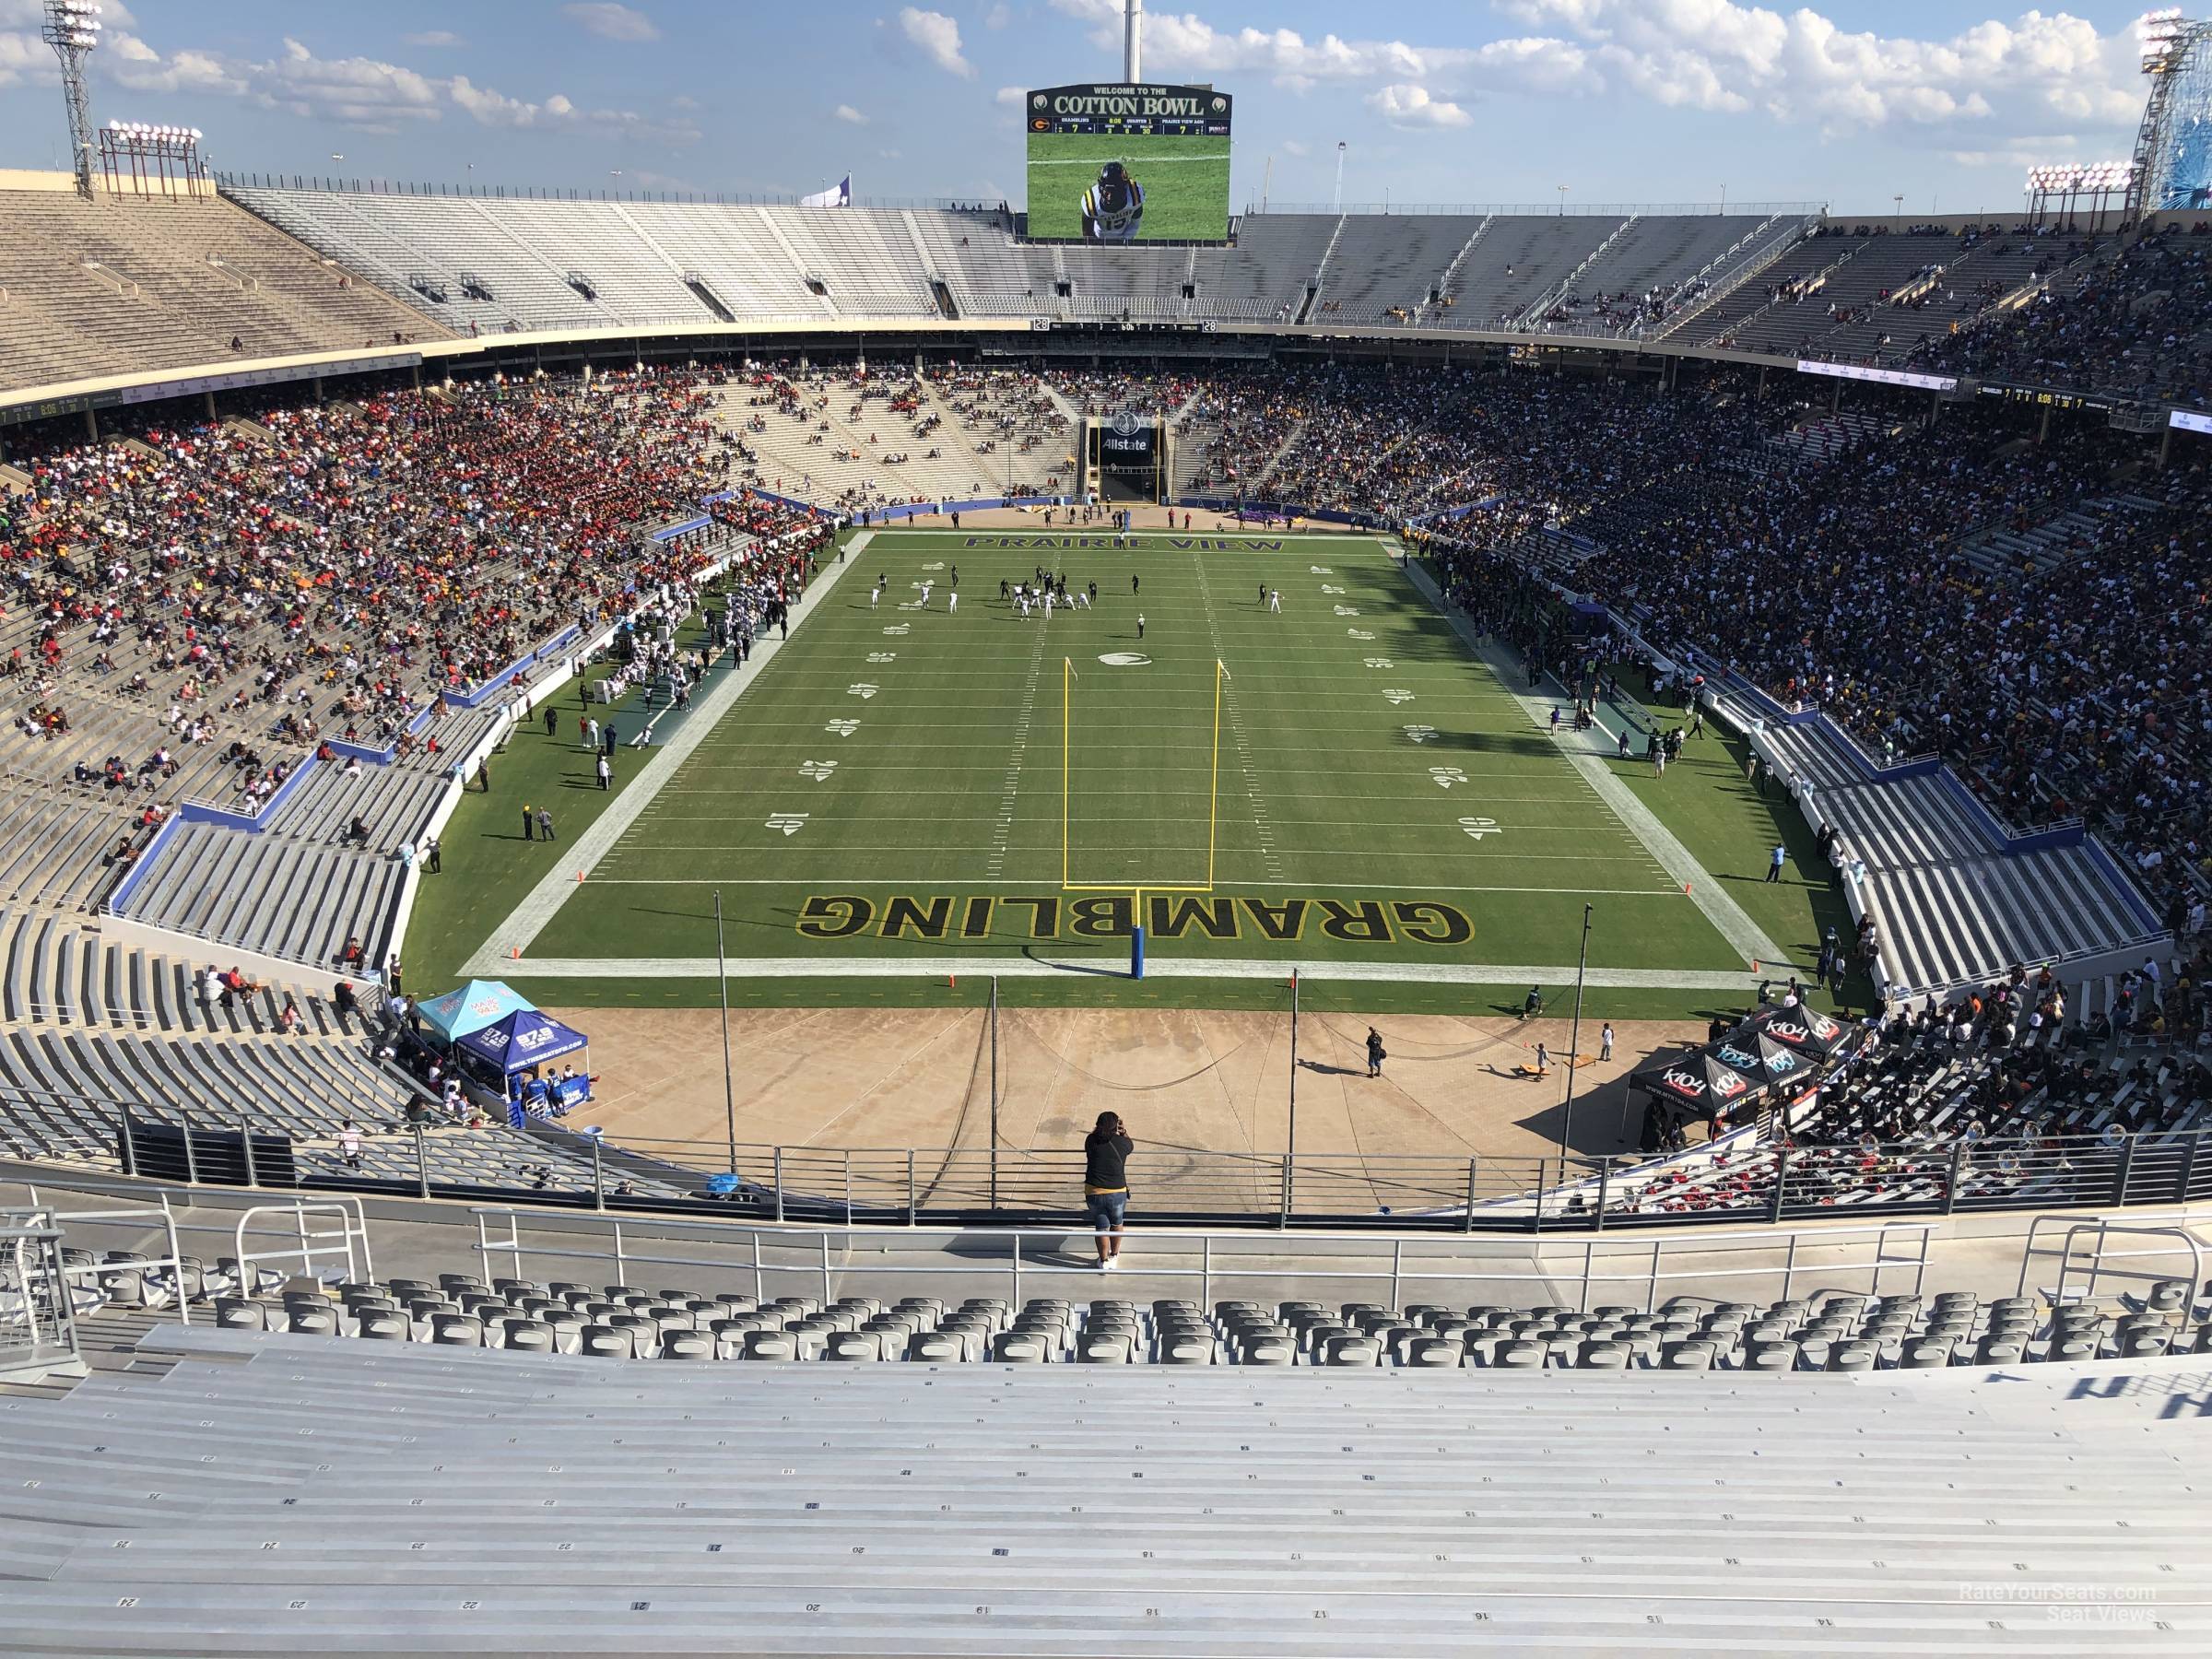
[471,1208,1934,1314]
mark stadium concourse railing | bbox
[12,1083,2212,1233]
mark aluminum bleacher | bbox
[0,1291,2206,1652]
[0,187,441,391]
[1725,700,2166,1001]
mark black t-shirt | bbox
[1084,1131,1132,1191]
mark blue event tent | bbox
[456,1008,589,1077]
[417,980,536,1042]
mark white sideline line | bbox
[477,953,1764,989]
[1402,561,1793,973]
[460,543,869,977]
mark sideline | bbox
[1401,560,1794,973]
[459,539,869,976]
[481,953,1762,989]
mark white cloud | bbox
[1280,138,1310,157]
[243,38,443,130]
[995,84,1028,106]
[878,147,903,159]
[1046,0,1586,94]
[403,30,464,47]
[450,74,700,145]
[984,1,1011,26]
[835,102,870,124]
[899,6,974,76]
[561,3,660,42]
[1498,0,2138,135]
[0,28,46,88]
[1369,83,1472,128]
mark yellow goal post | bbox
[1060,655,1230,899]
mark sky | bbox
[0,1,2165,214]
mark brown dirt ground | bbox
[544,1006,1703,1168]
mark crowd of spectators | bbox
[0,366,730,875]
[1910,224,2212,411]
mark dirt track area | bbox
[545,1005,1704,1168]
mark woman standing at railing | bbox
[1084,1112,1133,1271]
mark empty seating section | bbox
[620,202,832,320]
[1440,215,1624,325]
[117,819,400,968]
[1735,709,2159,998]
[772,208,938,315]
[1191,214,1338,319]
[1312,215,1481,323]
[907,209,1040,316]
[1531,214,1787,335]
[4,1313,2207,1655]
[0,189,441,392]
[65,1263,2212,1373]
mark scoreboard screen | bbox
[1025,83,1232,243]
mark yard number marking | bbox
[825,719,861,736]
[799,760,838,782]
[1430,767,1467,790]
[1363,657,1394,669]
[1403,724,1439,743]
[1382,688,1416,705]
[766,813,809,837]
[847,683,879,700]
[1458,817,1500,841]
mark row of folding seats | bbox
[139,1272,2212,1371]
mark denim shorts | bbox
[1085,1190,1129,1230]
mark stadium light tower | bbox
[41,0,102,200]
[1124,0,1142,81]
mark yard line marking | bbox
[1194,552,1281,880]
[989,612,1049,880]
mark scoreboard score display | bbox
[1025,83,1233,243]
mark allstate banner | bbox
[801,174,851,208]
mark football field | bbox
[491,529,1762,991]
[1023,131,1232,241]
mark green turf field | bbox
[1024,132,1231,241]
[483,529,1766,991]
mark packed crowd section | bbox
[0,366,729,887]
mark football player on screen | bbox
[1080,161,1145,241]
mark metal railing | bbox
[16,1079,2212,1236]
[470,1208,1937,1313]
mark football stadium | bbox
[3,0,2212,1649]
